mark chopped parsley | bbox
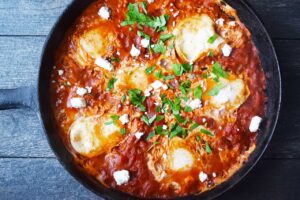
[172,63,193,76]
[106,78,117,92]
[156,115,164,122]
[169,123,187,139]
[190,122,200,130]
[142,114,156,126]
[145,66,156,74]
[105,115,119,125]
[121,94,126,103]
[111,57,120,62]
[205,141,212,154]
[207,34,218,44]
[163,75,175,80]
[200,128,214,137]
[184,106,193,112]
[137,30,150,39]
[160,33,175,42]
[194,86,203,99]
[179,80,191,95]
[208,83,224,96]
[121,3,169,31]
[120,128,126,135]
[128,89,146,111]
[174,114,185,123]
[196,135,201,142]
[208,51,214,57]
[212,62,228,78]
[152,40,166,54]
[154,70,164,78]
[155,125,168,135]
[146,130,156,141]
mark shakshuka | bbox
[50,0,266,198]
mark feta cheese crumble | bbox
[95,57,113,71]
[162,125,168,130]
[119,114,129,125]
[134,132,144,140]
[130,44,140,57]
[187,99,202,110]
[98,6,110,20]
[249,116,262,132]
[222,44,232,57]
[141,38,150,48]
[199,171,208,182]
[76,87,88,96]
[216,18,224,26]
[58,70,64,76]
[69,97,86,108]
[113,170,130,185]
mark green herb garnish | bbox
[156,115,164,122]
[154,70,164,78]
[196,135,201,141]
[120,128,126,135]
[142,114,156,126]
[138,30,150,39]
[152,40,166,54]
[194,86,203,99]
[169,123,187,139]
[128,89,146,111]
[190,122,200,130]
[212,62,228,78]
[200,128,214,137]
[106,78,117,92]
[205,141,212,154]
[207,34,218,44]
[145,66,156,74]
[172,63,193,76]
[184,106,193,112]
[146,130,156,141]
[160,33,175,42]
[208,83,224,96]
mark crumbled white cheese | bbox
[151,80,164,90]
[162,153,167,160]
[113,170,130,185]
[58,70,64,76]
[212,172,216,177]
[76,87,88,96]
[69,97,86,108]
[216,18,224,26]
[202,118,206,123]
[141,38,150,48]
[95,57,113,71]
[130,44,140,57]
[222,44,232,57]
[162,125,168,130]
[187,99,202,110]
[98,6,110,20]
[228,21,236,26]
[147,0,154,3]
[199,171,208,182]
[85,86,92,93]
[249,116,262,132]
[134,132,144,140]
[144,87,153,97]
[162,84,168,90]
[119,114,129,125]
[173,11,179,18]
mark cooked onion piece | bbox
[174,14,224,62]
[69,115,122,157]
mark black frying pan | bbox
[0,0,281,199]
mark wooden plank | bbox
[0,158,299,200]
[0,158,100,200]
[0,109,54,158]
[0,0,299,38]
[0,36,45,88]
[0,37,299,158]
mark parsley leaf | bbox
[207,34,218,44]
[138,30,150,39]
[142,114,156,126]
[184,106,193,112]
[106,78,117,92]
[154,70,164,78]
[128,89,146,111]
[146,130,156,141]
[111,57,120,62]
[196,135,201,141]
[172,63,193,76]
[212,62,228,78]
[190,122,200,130]
[145,66,156,74]
[160,33,174,42]
[152,40,166,54]
[200,128,214,137]
[120,128,126,135]
[164,75,175,80]
[194,86,203,99]
[205,141,212,154]
[169,123,187,139]
[208,83,224,96]
[156,115,164,122]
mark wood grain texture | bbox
[0,158,100,200]
[0,158,299,200]
[0,0,299,38]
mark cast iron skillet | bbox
[0,0,281,199]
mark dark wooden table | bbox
[0,0,299,199]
